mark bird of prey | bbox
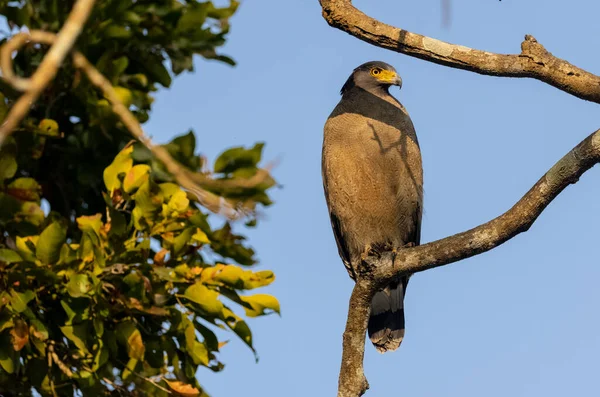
[322,61,423,353]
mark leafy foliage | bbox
[0,1,278,396]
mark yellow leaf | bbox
[103,145,134,192]
[111,86,133,107]
[116,321,145,360]
[218,340,229,349]
[123,164,151,193]
[184,283,223,316]
[240,294,280,317]
[167,190,190,213]
[37,119,61,137]
[191,229,209,245]
[16,235,38,262]
[165,380,200,396]
[159,182,181,199]
[76,214,103,235]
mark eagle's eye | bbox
[370,68,381,76]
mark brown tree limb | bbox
[319,0,600,103]
[0,0,96,147]
[319,2,600,395]
[337,128,600,397]
[0,24,242,219]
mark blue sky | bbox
[146,1,600,396]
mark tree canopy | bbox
[0,1,278,396]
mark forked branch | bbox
[339,128,600,396]
[319,0,600,103]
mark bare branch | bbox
[337,127,600,396]
[0,0,96,147]
[319,0,600,103]
[319,2,600,394]
[338,279,373,397]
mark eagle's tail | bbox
[368,278,407,353]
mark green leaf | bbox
[172,227,194,257]
[184,283,224,317]
[222,306,254,355]
[240,294,280,317]
[102,24,133,39]
[134,179,163,214]
[171,131,196,161]
[0,92,8,122]
[108,207,127,237]
[0,138,17,181]
[194,320,219,352]
[67,274,93,298]
[61,300,77,324]
[60,324,89,353]
[0,249,23,264]
[116,321,145,360]
[110,56,129,78]
[214,143,265,174]
[36,222,67,264]
[141,54,172,88]
[0,312,14,332]
[30,319,48,341]
[183,319,209,366]
[0,343,15,374]
[19,202,45,226]
[176,3,208,33]
[9,290,35,313]
[207,0,239,19]
[6,178,41,202]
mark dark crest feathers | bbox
[339,61,396,96]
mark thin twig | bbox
[117,359,172,394]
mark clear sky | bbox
[146,1,600,396]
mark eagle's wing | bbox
[322,170,355,280]
[329,210,355,280]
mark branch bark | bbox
[319,0,600,103]
[319,2,600,396]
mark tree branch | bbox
[0,12,244,219]
[337,128,600,396]
[0,0,96,147]
[319,0,600,103]
[320,2,600,394]
[338,279,373,397]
